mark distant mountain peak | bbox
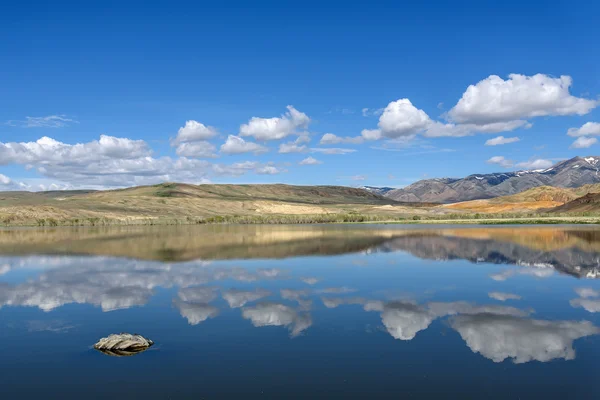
[385,156,600,203]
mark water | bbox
[1,224,599,399]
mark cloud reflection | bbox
[242,303,312,337]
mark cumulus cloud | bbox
[570,137,597,149]
[319,133,364,145]
[241,302,312,337]
[423,120,530,138]
[0,135,220,188]
[278,136,310,153]
[220,135,268,155]
[450,314,599,363]
[171,120,218,145]
[488,292,522,301]
[448,74,598,124]
[361,74,596,141]
[487,156,514,168]
[212,161,284,176]
[222,288,271,308]
[567,122,600,137]
[366,99,430,139]
[299,156,322,165]
[0,173,26,190]
[311,148,356,155]
[174,141,218,158]
[515,159,553,170]
[239,106,310,141]
[6,115,77,128]
[485,136,521,146]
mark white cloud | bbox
[311,148,356,155]
[515,159,553,170]
[567,122,600,137]
[320,133,364,145]
[255,164,285,175]
[424,120,530,138]
[0,134,293,188]
[0,174,11,185]
[299,156,322,165]
[485,136,521,146]
[487,156,514,168]
[448,74,598,124]
[451,314,599,363]
[375,99,431,138]
[488,292,522,301]
[174,141,218,158]
[351,175,367,181]
[6,115,77,128]
[239,105,310,141]
[360,129,383,140]
[361,107,384,117]
[171,120,218,145]
[278,136,310,153]
[570,136,597,149]
[220,135,268,155]
[212,161,284,176]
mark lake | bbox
[1,224,599,399]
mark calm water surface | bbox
[1,224,599,399]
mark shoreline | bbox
[1,215,599,228]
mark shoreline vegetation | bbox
[3,213,600,227]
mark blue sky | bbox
[1,0,599,190]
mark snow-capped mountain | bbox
[385,156,600,203]
[359,186,396,196]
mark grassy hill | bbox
[550,192,600,213]
[0,183,434,226]
[443,184,600,214]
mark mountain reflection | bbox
[1,225,600,278]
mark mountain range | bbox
[384,156,600,203]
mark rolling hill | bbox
[0,183,432,226]
[550,193,600,213]
[443,184,600,214]
[386,156,600,203]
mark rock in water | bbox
[93,333,154,357]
